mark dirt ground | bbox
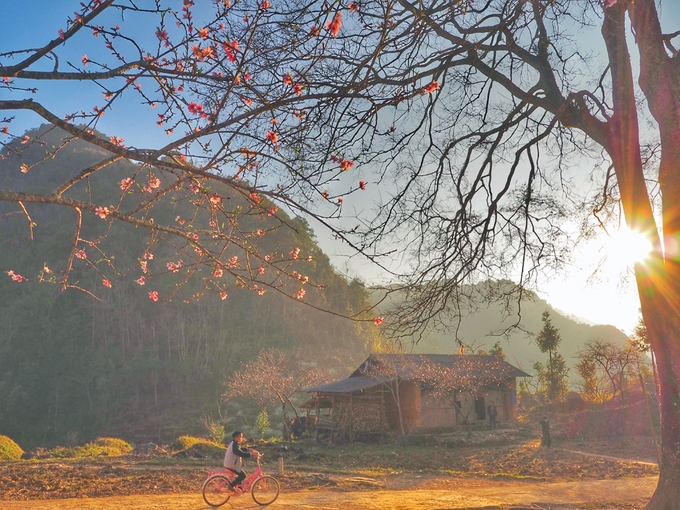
[0,432,660,509]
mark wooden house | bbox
[304,353,530,440]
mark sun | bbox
[606,226,654,268]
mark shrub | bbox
[52,437,133,458]
[256,409,270,438]
[0,436,23,461]
[170,435,202,452]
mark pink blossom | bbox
[82,55,89,66]
[187,101,204,114]
[296,288,306,300]
[148,290,159,302]
[214,268,224,278]
[102,279,112,288]
[120,177,134,190]
[75,250,87,260]
[136,276,146,285]
[95,206,110,219]
[220,291,228,300]
[373,317,384,326]
[258,267,265,274]
[7,270,26,283]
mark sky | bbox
[3,1,679,336]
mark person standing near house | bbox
[487,401,498,430]
[540,416,552,448]
[224,431,260,490]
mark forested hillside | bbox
[0,126,375,448]
[373,282,631,379]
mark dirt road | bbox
[0,476,657,509]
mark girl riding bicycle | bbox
[224,430,261,490]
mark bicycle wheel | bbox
[251,475,280,505]
[202,474,232,507]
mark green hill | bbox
[0,126,375,448]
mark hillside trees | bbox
[4,1,680,506]
[0,129,373,447]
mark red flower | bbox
[326,12,342,36]
[425,81,440,94]
[283,73,293,85]
[359,180,366,190]
[266,131,278,143]
[148,291,159,302]
[373,317,384,326]
[82,55,89,66]
[349,2,359,12]
[102,279,112,288]
[187,101,204,114]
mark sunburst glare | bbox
[606,226,653,269]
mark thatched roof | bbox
[353,353,531,379]
[306,353,529,395]
[306,374,390,394]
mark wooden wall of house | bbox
[352,387,387,433]
[384,381,421,432]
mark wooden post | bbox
[315,395,320,442]
[278,456,284,475]
[349,392,354,443]
[330,395,335,441]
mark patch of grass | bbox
[169,435,224,457]
[170,435,203,452]
[0,435,24,461]
[52,437,133,459]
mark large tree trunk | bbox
[601,0,680,507]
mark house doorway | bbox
[475,396,486,421]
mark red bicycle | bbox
[202,455,280,507]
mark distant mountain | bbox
[371,283,630,380]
